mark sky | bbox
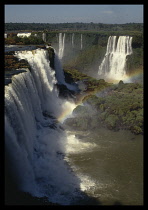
[5,4,143,24]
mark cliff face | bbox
[41,32,143,77]
[46,47,55,69]
[5,46,55,85]
[5,31,143,79]
[5,51,30,85]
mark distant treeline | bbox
[5,22,143,32]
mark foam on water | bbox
[5,48,84,205]
[65,132,97,154]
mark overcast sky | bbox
[5,4,143,24]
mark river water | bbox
[5,45,143,205]
[63,127,143,205]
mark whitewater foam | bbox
[5,48,84,205]
[58,33,65,59]
[5,47,98,205]
[72,33,74,48]
[98,36,133,81]
[64,132,97,194]
[81,34,83,50]
[65,132,97,154]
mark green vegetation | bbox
[126,48,143,75]
[61,32,143,77]
[63,44,106,76]
[5,25,143,77]
[64,67,111,93]
[84,81,143,134]
[4,24,143,135]
[64,74,143,135]
[5,22,143,32]
[5,54,30,71]
[5,33,44,45]
[5,46,55,73]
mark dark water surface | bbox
[65,128,143,205]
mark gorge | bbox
[44,32,142,83]
[5,31,143,205]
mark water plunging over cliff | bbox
[42,33,46,42]
[72,33,74,48]
[81,34,83,50]
[98,36,133,81]
[58,33,65,59]
[54,49,78,91]
[5,46,143,205]
[5,48,82,204]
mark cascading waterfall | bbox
[5,48,82,205]
[72,33,74,48]
[54,49,78,91]
[80,34,83,50]
[15,49,62,116]
[42,33,46,42]
[98,36,133,81]
[58,33,65,59]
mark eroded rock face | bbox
[5,53,30,71]
[46,47,55,69]
[5,50,31,85]
[4,46,55,86]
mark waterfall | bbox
[54,49,78,91]
[54,52,66,85]
[98,36,133,81]
[72,33,74,48]
[80,34,83,50]
[58,33,65,59]
[5,48,81,204]
[42,33,46,42]
[15,49,61,116]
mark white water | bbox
[5,48,84,204]
[81,34,83,50]
[5,47,143,205]
[72,33,74,48]
[53,51,66,85]
[98,36,133,81]
[17,32,31,38]
[58,33,65,59]
[64,131,97,193]
[54,49,78,91]
[42,33,46,42]
[65,131,97,155]
[15,49,61,116]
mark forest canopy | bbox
[5,22,143,32]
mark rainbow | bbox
[101,69,143,84]
[57,101,77,123]
[57,70,143,123]
[57,92,91,123]
[124,70,143,83]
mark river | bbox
[64,127,143,205]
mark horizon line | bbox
[5,22,143,24]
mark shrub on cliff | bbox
[83,82,143,134]
[5,35,44,45]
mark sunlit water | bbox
[5,47,143,205]
[64,127,143,205]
